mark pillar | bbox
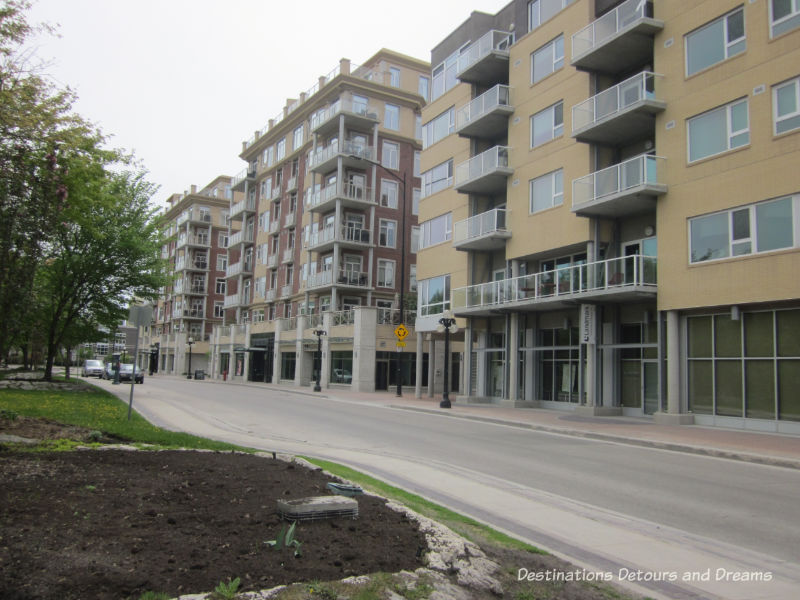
[654,310,694,424]
[273,318,282,383]
[427,337,435,398]
[415,331,423,398]
[352,306,377,392]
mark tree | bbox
[0,1,89,362]
[34,142,169,380]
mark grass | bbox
[301,457,547,555]
[0,386,254,452]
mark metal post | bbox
[313,329,326,392]
[186,337,194,379]
[441,325,451,408]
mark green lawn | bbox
[0,385,251,452]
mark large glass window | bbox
[293,125,304,151]
[690,195,796,263]
[422,108,455,149]
[529,169,563,213]
[384,104,400,130]
[528,0,575,32]
[688,99,749,162]
[280,352,296,381]
[421,160,453,198]
[418,75,430,101]
[685,8,745,76]
[380,180,398,209]
[774,76,800,135]
[531,35,564,84]
[382,141,399,170]
[379,219,397,247]
[771,0,800,37]
[530,101,564,148]
[390,67,401,88]
[419,213,452,249]
[431,45,466,101]
[330,351,353,384]
[418,275,450,316]
[377,259,395,287]
[276,138,286,161]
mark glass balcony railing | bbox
[230,197,257,218]
[452,208,509,247]
[572,154,665,208]
[457,30,513,76]
[305,181,372,210]
[454,146,511,192]
[572,72,662,133]
[456,84,512,132]
[452,255,657,312]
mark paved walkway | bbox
[181,375,800,470]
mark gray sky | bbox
[26,0,510,207]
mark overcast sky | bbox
[26,0,510,207]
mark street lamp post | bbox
[186,336,195,379]
[313,329,326,392]
[349,154,407,397]
[436,310,458,409]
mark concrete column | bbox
[427,337,435,398]
[524,327,535,401]
[476,330,488,398]
[352,306,377,392]
[321,312,332,389]
[463,323,473,398]
[415,331,423,398]
[295,316,307,387]
[655,310,694,424]
[242,324,252,381]
[508,314,519,402]
[273,319,283,383]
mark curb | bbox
[390,405,800,471]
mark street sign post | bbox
[394,324,409,340]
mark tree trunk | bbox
[64,345,72,379]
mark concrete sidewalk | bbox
[188,375,800,470]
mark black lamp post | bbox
[436,310,458,408]
[313,329,326,392]
[349,154,407,397]
[186,336,195,379]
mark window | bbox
[255,276,266,298]
[530,169,564,213]
[418,76,430,101]
[380,180,398,208]
[412,188,420,215]
[293,125,304,151]
[771,0,800,36]
[265,146,274,167]
[411,226,420,253]
[528,0,574,31]
[218,232,228,248]
[379,219,397,247]
[688,99,749,162]
[531,35,564,84]
[530,101,564,147]
[689,195,797,263]
[219,209,229,226]
[384,104,400,130]
[414,151,420,177]
[422,108,455,149]
[215,278,226,295]
[418,275,450,316]
[377,259,395,287]
[382,141,399,169]
[431,44,466,101]
[686,8,745,76]
[276,138,286,161]
[415,115,422,141]
[419,213,452,249]
[421,160,453,198]
[409,265,417,292]
[216,255,227,271]
[774,76,800,134]
[390,67,401,87]
[214,302,224,318]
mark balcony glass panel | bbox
[572,72,660,132]
[572,154,664,207]
[457,30,513,74]
[456,84,511,130]
[572,0,652,59]
[452,208,508,244]
[455,146,510,187]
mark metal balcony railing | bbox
[452,208,508,245]
[572,0,654,61]
[230,196,257,218]
[572,72,661,133]
[454,146,511,188]
[331,310,355,326]
[305,181,372,210]
[457,30,513,75]
[572,154,665,207]
[456,84,512,130]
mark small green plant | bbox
[85,485,96,492]
[137,592,170,600]
[0,408,18,420]
[86,430,103,442]
[265,520,303,557]
[212,577,241,599]
[307,581,339,599]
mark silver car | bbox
[82,359,105,378]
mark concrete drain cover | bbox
[277,495,358,521]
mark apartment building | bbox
[211,49,430,392]
[416,0,800,433]
[145,176,238,376]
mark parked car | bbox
[332,368,352,384]
[101,363,115,380]
[119,364,144,384]
[81,359,105,378]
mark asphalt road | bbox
[104,376,800,600]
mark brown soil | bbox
[0,416,639,600]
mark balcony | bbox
[306,224,371,253]
[176,233,210,250]
[572,154,666,218]
[176,255,208,272]
[456,30,512,87]
[310,96,380,137]
[283,212,295,228]
[231,166,256,192]
[224,293,245,308]
[230,196,257,220]
[228,229,254,247]
[307,268,369,291]
[286,175,298,193]
[452,208,511,251]
[280,284,293,298]
[571,0,663,75]
[174,307,205,319]
[309,140,375,175]
[226,260,253,278]
[306,181,374,213]
[265,289,276,303]
[572,72,665,144]
[267,254,278,269]
[269,219,280,234]
[454,146,512,195]
[176,208,212,226]
[270,185,282,201]
[455,84,513,140]
[452,255,657,316]
[282,247,294,264]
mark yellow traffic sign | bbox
[396,341,407,348]
[394,324,409,340]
